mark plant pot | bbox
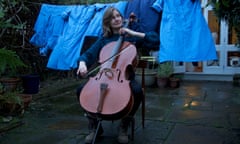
[135,68,157,86]
[0,102,22,116]
[157,77,169,88]
[0,77,20,92]
[18,94,32,109]
[233,74,240,86]
[21,74,40,94]
[169,78,180,88]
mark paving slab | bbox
[165,124,228,144]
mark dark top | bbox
[79,31,159,68]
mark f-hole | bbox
[126,65,134,81]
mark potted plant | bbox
[156,61,174,88]
[0,91,24,116]
[0,83,5,94]
[168,73,183,88]
[0,88,32,116]
[0,48,27,92]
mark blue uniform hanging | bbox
[47,5,96,70]
[30,4,68,56]
[152,0,217,62]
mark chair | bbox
[130,59,147,140]
[80,36,147,143]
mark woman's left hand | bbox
[119,27,135,36]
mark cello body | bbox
[80,41,137,120]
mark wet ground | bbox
[0,78,240,144]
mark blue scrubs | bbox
[82,3,109,37]
[47,5,96,70]
[30,4,68,56]
[152,0,217,62]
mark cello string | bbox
[84,44,132,77]
[81,19,131,78]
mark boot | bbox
[85,123,103,144]
[118,117,132,144]
[85,115,103,144]
[85,131,96,144]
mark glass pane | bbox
[207,51,220,66]
[228,26,238,45]
[186,62,202,72]
[208,10,220,44]
[227,51,240,67]
[175,62,183,66]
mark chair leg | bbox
[142,92,145,128]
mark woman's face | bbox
[110,9,123,32]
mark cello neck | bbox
[109,19,129,63]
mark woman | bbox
[76,7,159,144]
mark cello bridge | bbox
[103,68,114,79]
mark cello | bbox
[79,21,138,120]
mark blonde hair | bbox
[102,7,123,37]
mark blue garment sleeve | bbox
[152,0,163,12]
